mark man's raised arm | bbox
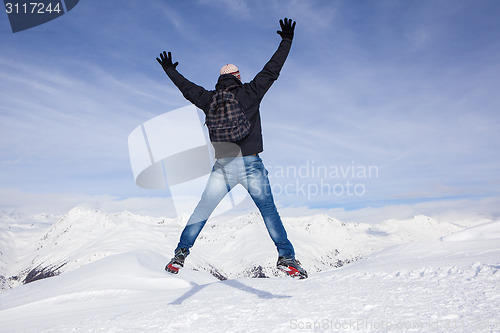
[156,51,212,110]
[246,18,296,99]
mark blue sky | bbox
[1,0,500,215]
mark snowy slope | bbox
[0,217,498,332]
[0,208,474,288]
[0,211,54,289]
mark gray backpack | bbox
[205,85,251,143]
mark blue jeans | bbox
[175,155,295,259]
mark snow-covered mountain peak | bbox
[1,206,493,290]
[1,208,498,332]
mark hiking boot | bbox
[277,256,308,279]
[165,248,189,274]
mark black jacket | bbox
[164,38,292,157]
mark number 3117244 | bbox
[5,2,62,14]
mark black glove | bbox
[277,18,296,41]
[156,51,178,72]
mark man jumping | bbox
[156,18,307,279]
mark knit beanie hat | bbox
[220,64,241,80]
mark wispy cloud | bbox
[0,52,186,196]
[1,0,499,212]
[197,0,252,19]
[259,35,500,205]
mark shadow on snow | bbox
[169,279,292,305]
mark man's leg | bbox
[241,156,307,278]
[241,156,295,258]
[167,162,234,274]
[175,164,233,253]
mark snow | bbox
[1,208,499,332]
